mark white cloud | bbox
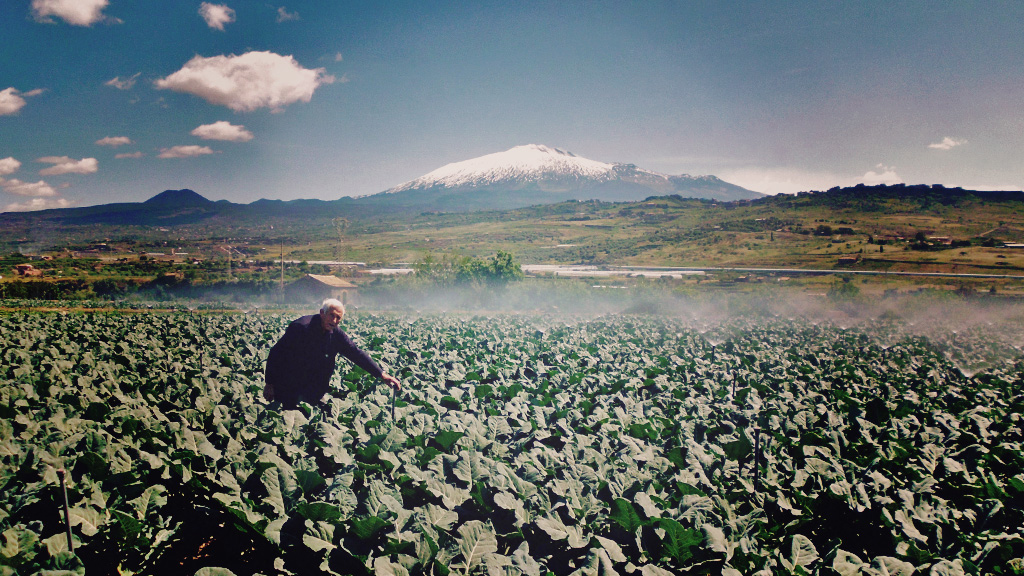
[928,137,966,151]
[191,120,254,142]
[334,52,344,62]
[0,88,29,115]
[718,166,848,195]
[96,136,132,147]
[116,151,144,159]
[155,51,335,112]
[4,197,73,212]
[106,73,141,90]
[37,156,99,176]
[0,157,21,176]
[861,164,903,186]
[31,0,111,26]
[199,3,235,30]
[720,164,910,195]
[158,145,216,159]
[277,6,300,22]
[0,177,57,197]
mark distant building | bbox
[286,274,358,304]
[14,264,42,277]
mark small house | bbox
[286,274,358,305]
[15,264,42,277]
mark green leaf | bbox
[511,541,541,576]
[723,434,752,460]
[112,509,143,539]
[130,484,167,519]
[433,430,465,452]
[295,469,327,498]
[303,521,336,554]
[351,516,390,540]
[832,549,865,576]
[67,506,105,537]
[2,526,39,560]
[193,568,238,576]
[451,520,498,576]
[373,556,411,576]
[42,533,79,557]
[658,518,701,563]
[789,534,818,568]
[609,498,644,533]
[295,502,343,522]
[868,556,915,576]
[929,560,966,576]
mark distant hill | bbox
[1,183,1022,244]
[143,188,215,207]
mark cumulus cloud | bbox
[158,145,216,159]
[96,136,132,147]
[277,6,300,22]
[191,120,254,142]
[199,3,235,30]
[116,151,144,159]
[0,88,29,115]
[334,52,344,62]
[0,177,58,197]
[106,73,141,90]
[154,51,335,112]
[37,156,99,176]
[4,197,73,212]
[0,157,21,176]
[31,0,111,26]
[861,164,903,186]
[928,137,966,151]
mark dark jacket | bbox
[265,314,384,407]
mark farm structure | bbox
[285,273,358,304]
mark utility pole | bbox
[332,217,349,262]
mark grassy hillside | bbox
[286,186,1024,272]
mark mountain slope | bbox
[378,144,762,208]
[388,145,617,192]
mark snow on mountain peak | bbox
[390,144,617,192]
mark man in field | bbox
[264,298,400,409]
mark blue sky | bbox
[2,1,1023,211]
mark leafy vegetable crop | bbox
[1,311,1022,575]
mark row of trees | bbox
[410,251,524,286]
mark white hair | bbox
[320,298,345,314]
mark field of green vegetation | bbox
[2,302,1022,575]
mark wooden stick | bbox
[753,427,761,491]
[58,469,73,553]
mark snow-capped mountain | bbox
[388,145,617,192]
[382,144,761,208]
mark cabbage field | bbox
[1,308,1022,576]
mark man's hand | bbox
[381,373,401,391]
